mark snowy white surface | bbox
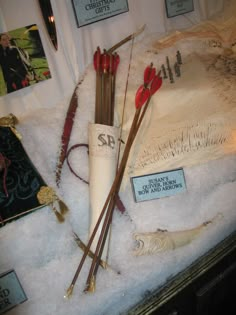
[1,7,236,315]
[1,83,236,315]
[0,104,236,315]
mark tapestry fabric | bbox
[0,126,45,226]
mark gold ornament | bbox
[37,186,69,223]
[0,113,21,140]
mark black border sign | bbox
[165,0,194,18]
[72,0,129,27]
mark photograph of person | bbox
[0,24,51,96]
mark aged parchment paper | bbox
[116,16,236,185]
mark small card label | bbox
[0,270,27,314]
[165,0,194,18]
[131,169,186,202]
[72,0,129,27]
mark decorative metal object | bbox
[37,186,69,223]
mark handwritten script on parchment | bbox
[115,16,236,186]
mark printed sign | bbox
[0,270,27,314]
[131,168,186,202]
[72,0,129,27]
[165,0,194,18]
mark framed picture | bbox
[72,0,129,28]
[0,24,51,96]
[165,0,194,18]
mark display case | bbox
[126,230,236,315]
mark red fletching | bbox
[135,85,150,109]
[144,63,156,86]
[93,47,101,71]
[101,50,110,73]
[112,53,120,74]
[150,73,162,95]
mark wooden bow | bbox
[55,25,146,186]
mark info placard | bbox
[165,0,194,18]
[131,169,186,202]
[72,0,129,27]
[0,270,27,314]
